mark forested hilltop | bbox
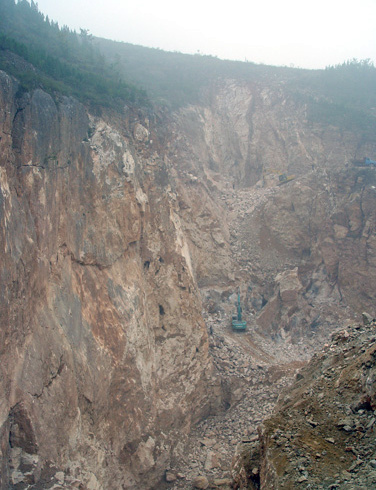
[0,0,148,108]
[0,0,376,135]
[98,38,376,135]
[98,37,376,119]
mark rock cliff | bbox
[167,78,376,344]
[0,70,219,490]
[1,67,376,490]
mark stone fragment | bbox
[200,438,216,447]
[55,472,65,484]
[133,122,149,142]
[165,471,177,482]
[212,478,232,486]
[337,418,354,432]
[192,475,209,489]
[362,312,373,325]
[205,451,220,471]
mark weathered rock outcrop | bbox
[167,79,376,343]
[0,70,219,489]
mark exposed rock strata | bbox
[0,70,218,489]
[168,79,376,342]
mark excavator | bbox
[263,167,295,186]
[231,290,247,331]
[277,173,296,185]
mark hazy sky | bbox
[34,0,376,69]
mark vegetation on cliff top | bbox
[0,0,149,109]
[98,38,376,134]
[302,58,376,134]
[0,0,375,136]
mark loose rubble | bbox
[160,174,375,490]
[163,311,307,490]
[232,318,376,489]
[158,306,376,490]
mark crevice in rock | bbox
[29,355,65,399]
[58,243,114,270]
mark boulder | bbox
[192,475,209,489]
[362,312,373,325]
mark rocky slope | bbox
[158,312,306,490]
[232,316,376,490]
[1,65,376,490]
[168,79,376,342]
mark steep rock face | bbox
[0,71,218,489]
[258,169,376,310]
[239,167,376,345]
[168,78,374,193]
[166,79,376,342]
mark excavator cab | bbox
[278,173,295,185]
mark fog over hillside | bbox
[0,2,376,489]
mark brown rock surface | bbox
[167,79,376,348]
[0,70,217,489]
[192,475,209,489]
[1,67,376,490]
